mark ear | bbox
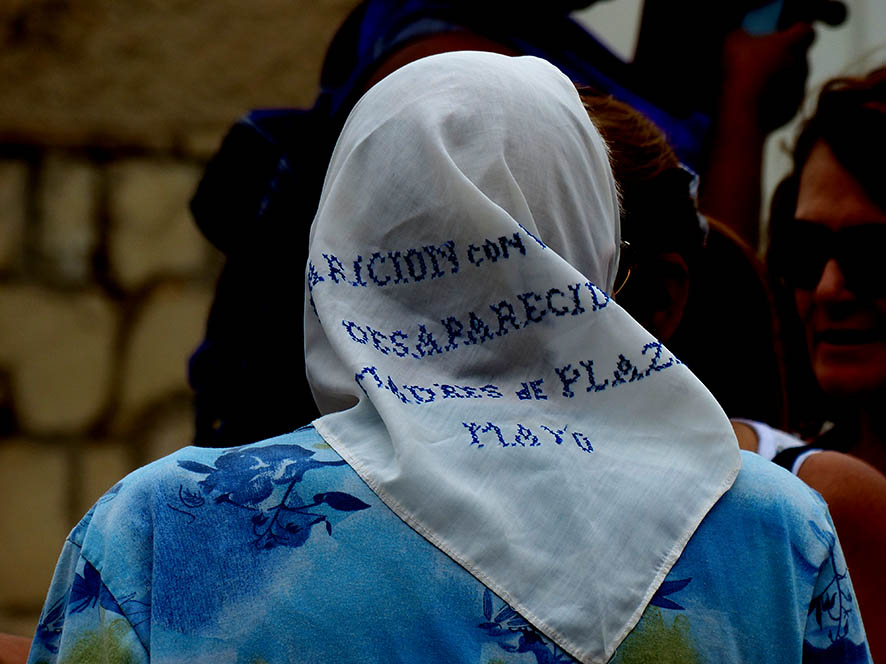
[648,252,690,343]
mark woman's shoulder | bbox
[661,451,872,663]
[70,426,333,546]
[729,449,827,509]
[696,451,834,556]
[729,447,886,526]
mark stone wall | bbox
[0,0,355,640]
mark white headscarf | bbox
[305,51,739,663]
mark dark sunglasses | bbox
[783,220,886,294]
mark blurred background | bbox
[0,0,883,640]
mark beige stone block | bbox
[0,286,117,434]
[0,0,353,147]
[0,440,69,607]
[118,282,211,424]
[108,160,207,290]
[78,442,133,517]
[179,130,224,161]
[0,161,28,272]
[37,153,100,284]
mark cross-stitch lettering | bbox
[355,365,384,393]
[462,422,511,448]
[350,254,368,287]
[463,421,593,454]
[354,366,502,405]
[403,248,428,281]
[338,281,607,360]
[441,316,464,351]
[387,375,411,404]
[367,326,391,355]
[585,281,610,312]
[438,384,484,399]
[311,241,459,292]
[517,292,546,325]
[390,331,410,357]
[342,320,369,345]
[539,425,567,445]
[307,261,325,314]
[467,233,527,267]
[466,312,495,344]
[489,301,521,337]
[572,431,594,453]
[642,341,676,373]
[368,252,392,286]
[423,241,460,277]
[404,384,436,403]
[516,379,547,400]
[566,283,586,315]
[411,324,444,359]
[553,343,681,398]
[389,251,409,284]
[323,253,349,284]
[553,364,582,397]
[579,360,609,392]
[344,321,410,357]
[515,424,540,447]
[612,354,644,387]
[545,288,570,316]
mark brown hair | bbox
[577,87,703,268]
[579,89,680,181]
[580,88,789,427]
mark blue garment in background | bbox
[29,429,870,663]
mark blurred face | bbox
[793,140,886,399]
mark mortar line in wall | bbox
[20,148,42,277]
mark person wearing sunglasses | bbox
[766,66,886,663]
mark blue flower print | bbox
[69,561,123,615]
[33,560,149,654]
[650,578,692,611]
[175,444,370,550]
[478,589,573,664]
[34,594,67,654]
[798,520,870,662]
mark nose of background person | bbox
[814,258,854,304]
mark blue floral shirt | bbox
[29,427,870,663]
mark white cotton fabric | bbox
[305,51,740,663]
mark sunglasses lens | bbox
[785,222,831,289]
[785,222,886,294]
[838,226,886,295]
[785,252,828,289]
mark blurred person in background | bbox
[764,66,886,663]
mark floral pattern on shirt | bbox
[172,443,370,549]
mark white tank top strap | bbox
[732,418,806,462]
